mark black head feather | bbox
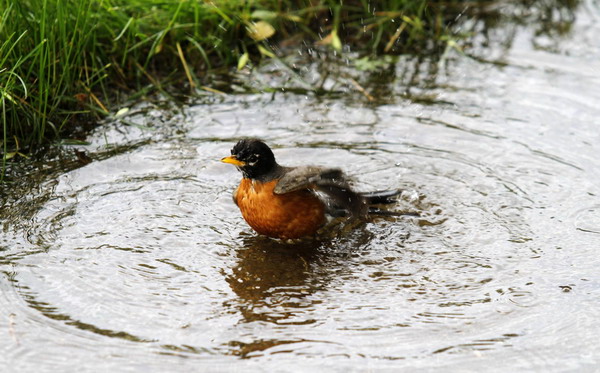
[229,139,278,179]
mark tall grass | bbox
[0,0,468,161]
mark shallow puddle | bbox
[1,1,600,371]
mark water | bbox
[2,2,600,371]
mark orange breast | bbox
[234,178,326,239]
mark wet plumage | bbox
[221,139,400,239]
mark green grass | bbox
[0,0,473,166]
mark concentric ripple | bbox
[2,4,600,371]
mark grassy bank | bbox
[0,0,474,164]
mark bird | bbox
[221,138,403,239]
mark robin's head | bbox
[221,139,277,179]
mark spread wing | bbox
[273,166,367,216]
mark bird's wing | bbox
[274,166,367,216]
[273,166,345,193]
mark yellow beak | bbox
[221,155,246,167]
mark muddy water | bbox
[2,3,600,372]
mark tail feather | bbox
[368,207,420,217]
[360,189,402,205]
[325,189,416,218]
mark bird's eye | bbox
[248,154,259,164]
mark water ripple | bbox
[2,5,600,370]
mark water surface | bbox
[1,2,600,371]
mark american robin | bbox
[221,139,402,239]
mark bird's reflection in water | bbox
[223,220,409,357]
[223,230,364,358]
[225,217,402,321]
[225,234,329,325]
